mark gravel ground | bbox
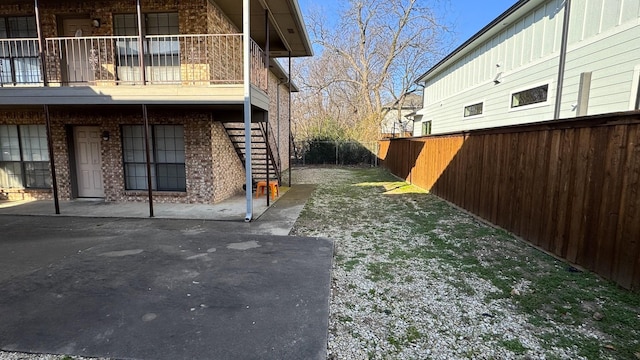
[2,166,638,360]
[289,166,640,360]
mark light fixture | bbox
[102,131,110,141]
[92,19,101,28]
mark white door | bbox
[74,127,104,198]
[62,18,95,83]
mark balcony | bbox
[0,34,269,106]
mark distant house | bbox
[413,0,640,136]
[380,93,421,138]
[0,0,311,214]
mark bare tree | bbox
[293,0,452,143]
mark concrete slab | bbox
[0,216,332,360]
[0,189,290,221]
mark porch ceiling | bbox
[215,0,312,58]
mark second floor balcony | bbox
[0,34,269,106]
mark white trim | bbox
[630,64,640,110]
[462,100,485,120]
[508,79,554,112]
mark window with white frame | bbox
[464,102,483,117]
[121,124,186,191]
[0,124,50,188]
[511,84,549,108]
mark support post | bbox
[142,104,154,217]
[44,105,59,214]
[243,0,253,221]
[265,10,270,206]
[34,0,48,86]
[554,0,571,120]
[288,52,292,188]
[136,0,147,84]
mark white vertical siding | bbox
[419,0,640,135]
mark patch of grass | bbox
[366,262,395,282]
[500,339,528,354]
[343,259,360,271]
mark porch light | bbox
[102,131,110,141]
[92,19,101,28]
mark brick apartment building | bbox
[0,0,310,208]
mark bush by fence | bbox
[293,139,378,166]
[379,111,640,290]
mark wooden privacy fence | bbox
[379,111,640,290]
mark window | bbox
[113,13,180,83]
[122,125,186,191]
[0,124,50,188]
[511,84,549,108]
[421,121,432,136]
[0,16,41,85]
[464,102,483,117]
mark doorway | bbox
[61,18,94,83]
[74,126,104,198]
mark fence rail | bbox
[379,112,640,290]
[0,34,267,90]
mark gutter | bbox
[554,0,571,120]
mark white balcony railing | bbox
[0,34,268,91]
[0,38,43,86]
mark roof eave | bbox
[415,0,543,84]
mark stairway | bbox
[223,122,280,185]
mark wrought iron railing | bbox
[0,34,268,90]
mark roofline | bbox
[415,0,535,83]
[287,0,314,57]
[269,59,300,92]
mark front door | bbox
[62,18,95,83]
[74,127,104,198]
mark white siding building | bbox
[414,0,640,136]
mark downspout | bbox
[34,0,47,86]
[243,0,253,221]
[136,0,146,84]
[554,0,571,120]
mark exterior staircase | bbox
[223,122,280,186]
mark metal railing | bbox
[0,38,43,86]
[0,34,267,90]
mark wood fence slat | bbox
[540,130,562,252]
[531,130,550,245]
[566,127,591,263]
[614,124,640,289]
